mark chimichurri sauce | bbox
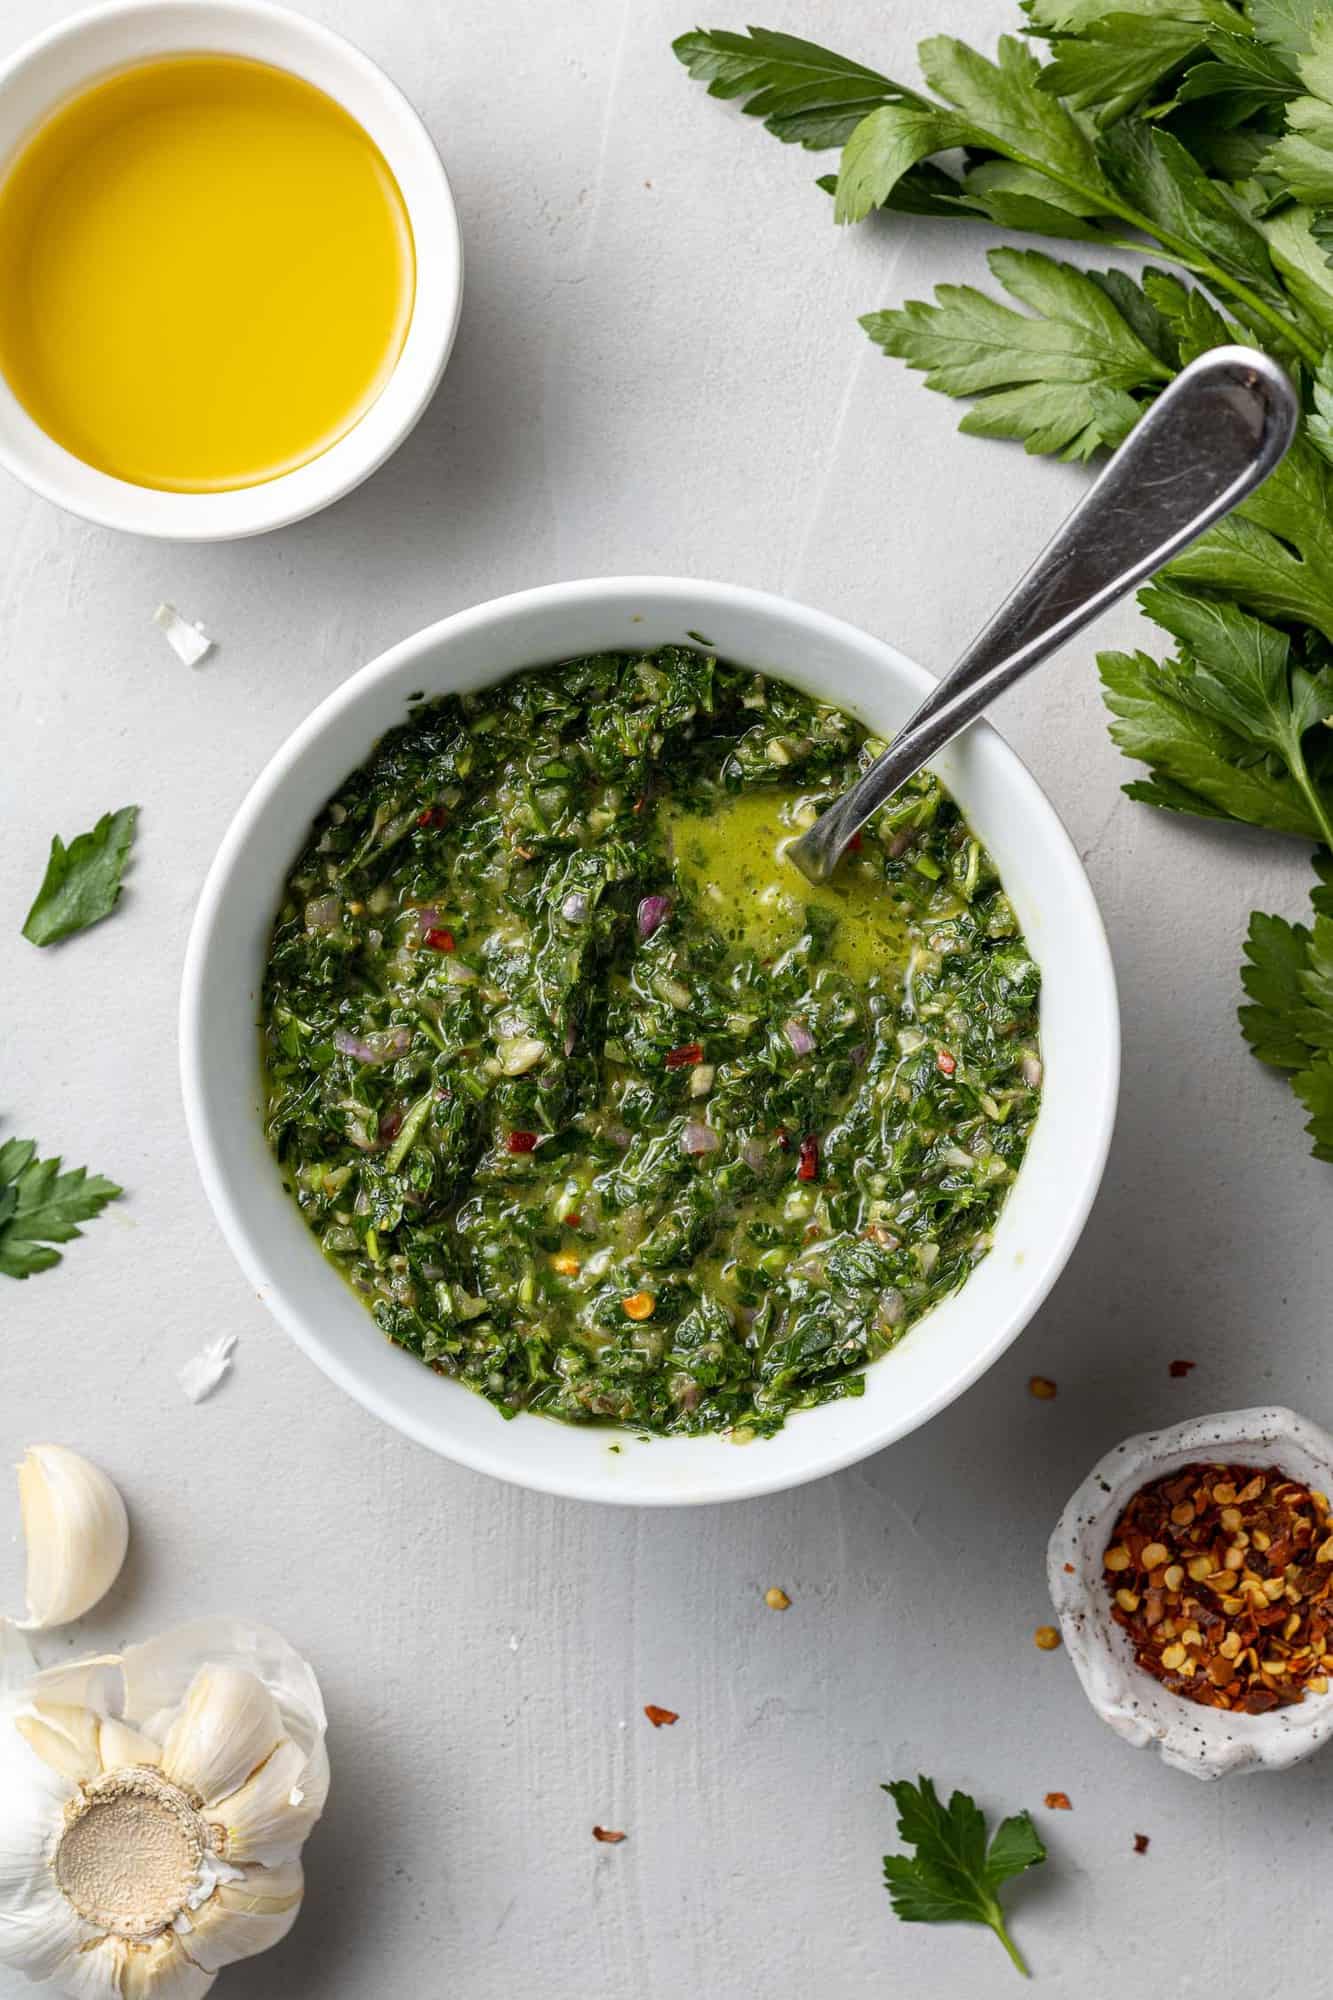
[262,649,1041,1438]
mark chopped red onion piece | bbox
[416,906,445,936]
[784,1018,815,1056]
[877,1288,906,1329]
[681,1121,721,1156]
[334,1026,411,1065]
[562,891,590,924]
[741,1135,768,1173]
[1021,1051,1043,1088]
[637,894,671,940]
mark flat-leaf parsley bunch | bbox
[676,3,1333,1161]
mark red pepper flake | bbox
[506,1131,539,1155]
[664,1042,703,1070]
[1168,1358,1196,1378]
[848,830,863,852]
[797,1133,819,1181]
[1133,1833,1150,1856]
[565,1212,582,1229]
[1043,1792,1072,1811]
[936,1049,957,1076]
[643,1705,679,1728]
[775,1128,791,1151]
[417,806,444,828]
[592,1826,626,1844]
[1104,1461,1333,1712]
[423,928,455,953]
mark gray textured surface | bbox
[4,1,1330,1994]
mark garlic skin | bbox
[0,1619,328,1999]
[15,1448,129,1632]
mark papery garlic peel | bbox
[15,1445,129,1631]
[0,1617,328,1998]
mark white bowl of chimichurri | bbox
[181,578,1119,1504]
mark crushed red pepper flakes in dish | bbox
[423,927,455,952]
[1043,1792,1072,1810]
[506,1130,539,1155]
[1168,1359,1196,1378]
[1104,1461,1333,1713]
[1028,1375,1057,1400]
[592,1827,626,1844]
[796,1134,819,1181]
[664,1042,703,1069]
[644,1705,679,1727]
[1133,1833,1150,1855]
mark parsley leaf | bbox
[862,249,1172,459]
[1038,14,1210,125]
[1263,14,1333,203]
[1099,583,1333,837]
[671,28,907,149]
[0,1135,122,1280]
[881,1776,1045,1977]
[1247,0,1321,63]
[22,805,139,947]
[1241,865,1333,1157]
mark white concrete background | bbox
[4,1,1330,1993]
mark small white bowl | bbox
[1049,1406,1333,1780]
[180,576,1119,1504]
[0,0,463,539]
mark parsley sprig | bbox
[0,1134,121,1280]
[677,4,1333,1160]
[881,1776,1046,1976]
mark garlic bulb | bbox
[0,1618,328,1998]
[15,1446,129,1631]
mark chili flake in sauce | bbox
[261,648,1041,1437]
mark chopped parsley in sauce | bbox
[262,648,1041,1437]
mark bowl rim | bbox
[0,0,464,541]
[180,575,1121,1502]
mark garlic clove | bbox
[57,1931,215,2000]
[15,1700,102,1781]
[210,1736,326,1866]
[160,1665,284,1808]
[179,1856,303,1972]
[0,1698,90,1980]
[98,1717,163,1771]
[121,1618,326,1755]
[14,1446,129,1631]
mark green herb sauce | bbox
[262,649,1041,1437]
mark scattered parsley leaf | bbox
[881,1776,1045,1977]
[0,1135,122,1280]
[22,806,139,947]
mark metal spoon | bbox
[787,344,1300,885]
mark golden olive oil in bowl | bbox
[0,53,416,494]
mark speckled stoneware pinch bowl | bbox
[1049,1406,1333,1780]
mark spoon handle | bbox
[788,344,1300,885]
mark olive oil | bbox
[0,55,415,492]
